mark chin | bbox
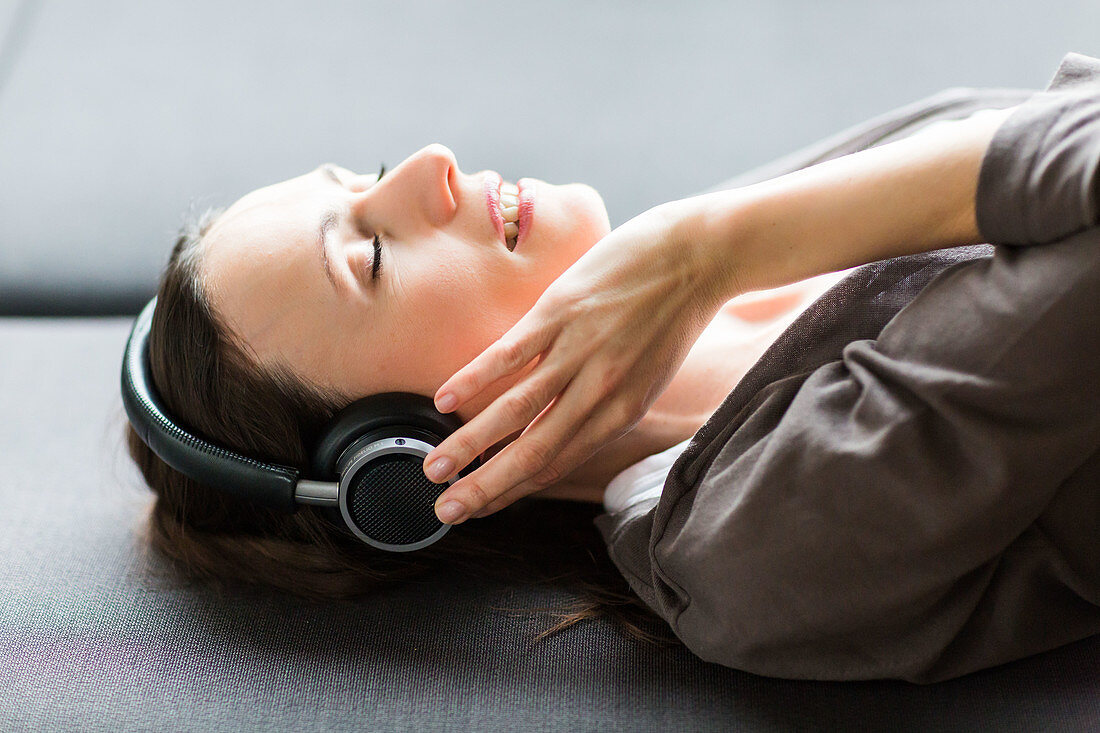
[566,183,611,250]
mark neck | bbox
[534,269,850,504]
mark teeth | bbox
[499,181,521,250]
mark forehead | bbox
[208,170,317,241]
[199,172,334,286]
[198,169,331,348]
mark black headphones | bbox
[120,296,481,553]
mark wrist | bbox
[664,190,757,305]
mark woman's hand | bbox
[420,106,1020,525]
[422,199,740,525]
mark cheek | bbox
[401,247,557,395]
[405,269,510,378]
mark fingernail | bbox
[436,500,466,524]
[426,457,454,482]
[436,393,457,412]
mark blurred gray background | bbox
[1,0,1098,315]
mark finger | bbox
[436,428,559,524]
[470,399,636,519]
[422,349,570,485]
[432,308,560,414]
[434,361,629,523]
[468,478,543,519]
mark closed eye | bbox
[319,163,388,282]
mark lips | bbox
[484,172,506,247]
[484,171,534,252]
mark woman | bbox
[126,144,844,644]
[127,51,1100,682]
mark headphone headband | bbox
[121,296,478,552]
[121,296,302,511]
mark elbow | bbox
[662,553,984,683]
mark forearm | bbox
[677,106,1020,296]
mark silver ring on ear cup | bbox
[337,435,453,552]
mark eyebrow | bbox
[318,206,343,293]
[313,164,349,293]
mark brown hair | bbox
[124,208,679,646]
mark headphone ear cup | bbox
[312,391,483,552]
[311,391,465,479]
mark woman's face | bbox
[200,143,610,426]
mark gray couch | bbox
[3,1,1099,730]
[4,318,1100,733]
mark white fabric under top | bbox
[602,437,693,513]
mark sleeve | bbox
[600,52,1100,684]
[976,81,1100,245]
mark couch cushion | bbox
[1,317,1099,731]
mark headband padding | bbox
[121,297,300,511]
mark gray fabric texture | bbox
[595,51,1100,684]
[4,317,1100,732]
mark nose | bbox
[351,143,458,229]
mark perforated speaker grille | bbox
[346,454,447,546]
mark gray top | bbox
[594,51,1100,684]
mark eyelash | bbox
[371,162,387,281]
